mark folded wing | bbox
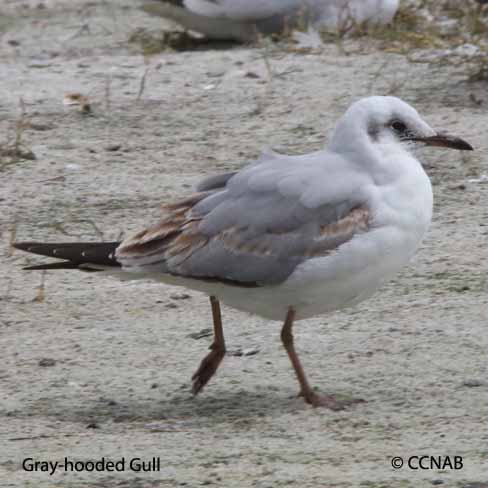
[116,155,371,286]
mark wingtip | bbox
[22,262,80,271]
[12,241,36,252]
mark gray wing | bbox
[194,147,282,192]
[195,172,237,192]
[116,156,371,286]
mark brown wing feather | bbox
[116,192,210,265]
[116,191,371,283]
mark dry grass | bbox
[128,28,209,54]
[0,99,36,170]
[255,1,488,81]
[32,271,46,303]
[354,0,488,80]
[270,1,488,81]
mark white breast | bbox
[280,156,433,319]
[215,154,433,321]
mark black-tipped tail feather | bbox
[13,241,121,271]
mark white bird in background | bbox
[143,0,400,41]
[14,97,472,409]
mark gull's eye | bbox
[391,120,407,133]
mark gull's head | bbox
[330,96,473,155]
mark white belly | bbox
[211,223,425,320]
[125,217,427,322]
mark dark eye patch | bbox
[391,120,408,133]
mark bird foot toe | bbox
[191,348,225,395]
[299,390,366,410]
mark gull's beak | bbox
[412,134,474,151]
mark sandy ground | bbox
[1,1,487,487]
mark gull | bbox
[13,96,472,409]
[142,0,399,42]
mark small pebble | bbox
[206,70,224,78]
[38,358,56,367]
[65,163,80,171]
[187,328,212,340]
[28,60,52,68]
[105,144,121,152]
[228,347,260,357]
[462,379,485,388]
[243,347,260,356]
[244,71,260,79]
[448,183,466,190]
[169,293,191,300]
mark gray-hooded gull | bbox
[13,96,473,409]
